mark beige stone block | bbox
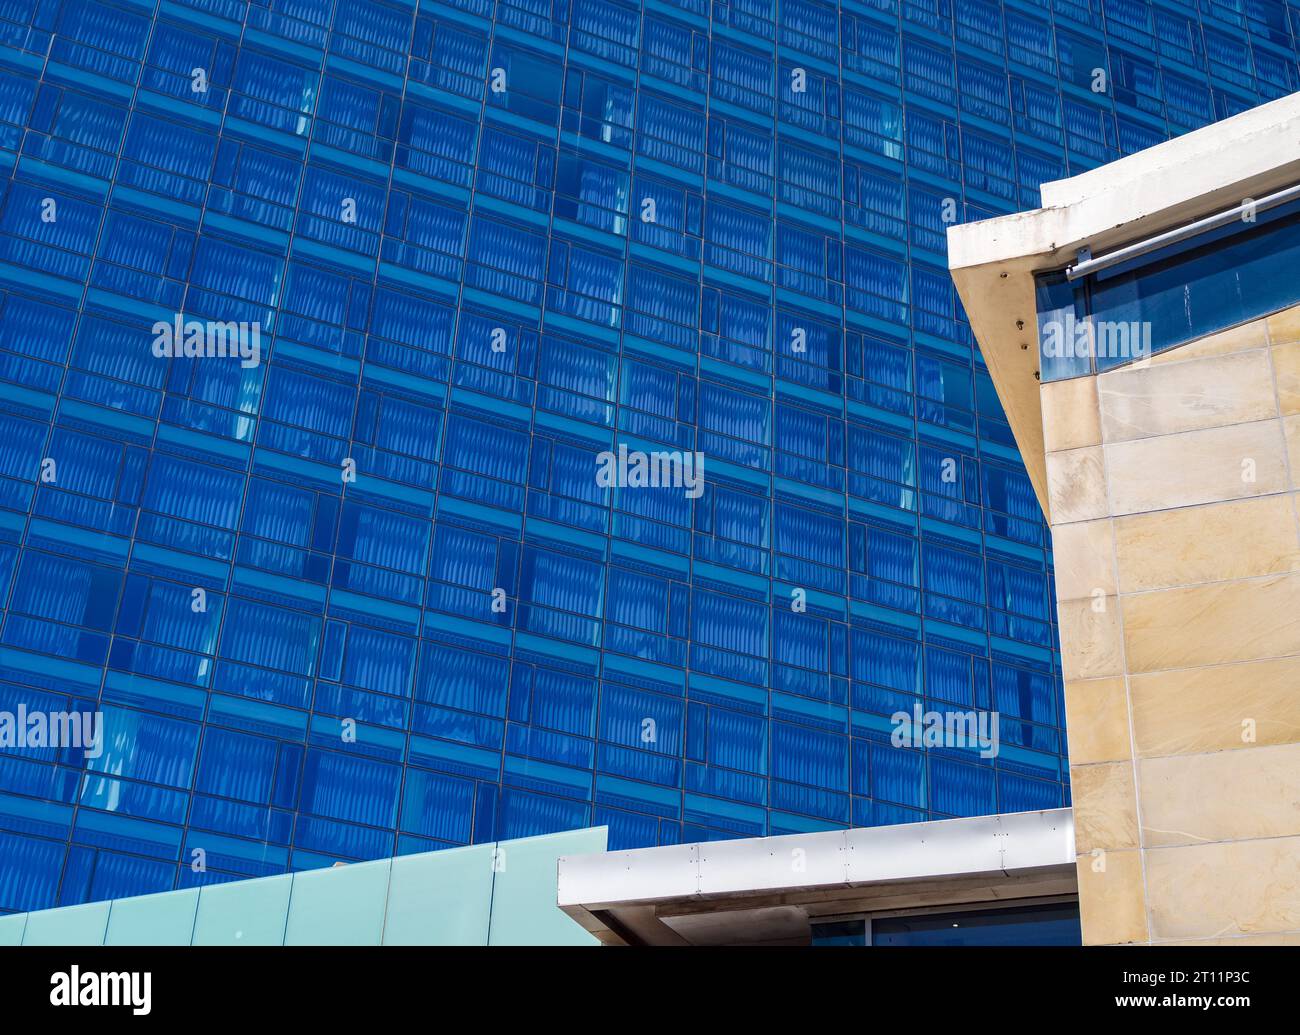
[1046,445,1107,525]
[1057,595,1124,680]
[1050,519,1116,601]
[1076,849,1148,945]
[1063,677,1131,765]
[1272,340,1300,415]
[1139,743,1300,848]
[1122,572,1300,673]
[1130,655,1300,757]
[1286,415,1300,487]
[1113,495,1300,593]
[1104,420,1288,516]
[1071,761,1139,852]
[1267,304,1300,346]
[1150,317,1268,365]
[1041,375,1101,453]
[1098,350,1276,443]
[1146,836,1300,940]
[1156,932,1300,946]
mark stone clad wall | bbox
[1042,306,1300,945]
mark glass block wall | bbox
[0,0,1296,911]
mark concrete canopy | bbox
[557,809,1076,946]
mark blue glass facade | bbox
[0,0,1296,913]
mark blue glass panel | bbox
[1037,200,1300,380]
[872,902,1082,946]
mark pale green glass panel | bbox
[8,825,612,947]
[284,857,390,946]
[488,827,607,946]
[104,888,199,946]
[22,901,110,945]
[0,913,27,945]
[191,874,292,946]
[382,844,493,945]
